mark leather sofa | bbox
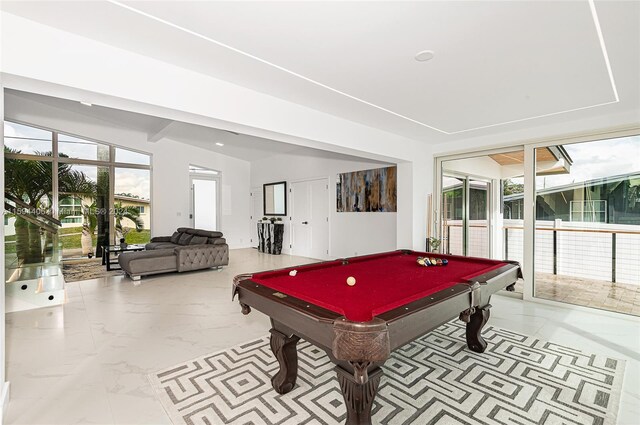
[118,227,229,280]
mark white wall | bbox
[397,158,432,251]
[153,140,249,246]
[251,152,398,258]
[5,93,251,248]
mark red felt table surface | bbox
[250,250,507,322]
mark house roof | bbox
[114,194,150,205]
[504,171,640,201]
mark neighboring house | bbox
[4,215,15,237]
[114,194,151,229]
[58,194,151,229]
[504,172,640,225]
[59,196,85,227]
[442,181,490,221]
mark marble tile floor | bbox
[5,248,640,424]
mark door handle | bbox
[302,221,308,224]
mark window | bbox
[114,168,151,244]
[62,217,82,224]
[59,197,84,223]
[58,133,110,161]
[569,200,607,223]
[115,147,151,165]
[3,122,52,155]
[4,121,152,261]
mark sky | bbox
[537,135,640,189]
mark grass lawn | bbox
[60,228,151,248]
[124,230,151,245]
[4,226,150,255]
[5,235,16,254]
[5,225,150,259]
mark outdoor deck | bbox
[512,273,640,316]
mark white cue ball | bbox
[346,276,356,286]
[289,270,297,277]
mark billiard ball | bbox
[346,276,356,286]
[424,258,432,266]
[417,258,425,266]
[289,270,298,276]
[430,257,438,265]
[442,259,448,265]
[436,258,443,266]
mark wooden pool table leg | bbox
[269,328,300,394]
[465,304,491,353]
[336,365,382,425]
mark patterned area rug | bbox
[62,259,122,282]
[148,322,625,425]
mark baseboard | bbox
[1,381,10,425]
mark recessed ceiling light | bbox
[414,50,435,62]
[215,142,224,146]
[80,101,93,106]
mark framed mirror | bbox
[263,181,287,216]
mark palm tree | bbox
[4,148,96,263]
[113,201,144,242]
[81,201,98,257]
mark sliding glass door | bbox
[441,175,464,255]
[440,158,494,259]
[436,132,640,315]
[468,179,490,258]
[437,148,525,295]
[532,136,640,315]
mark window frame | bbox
[3,119,153,246]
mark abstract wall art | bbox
[336,166,397,212]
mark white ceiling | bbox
[6,89,390,163]
[1,1,639,142]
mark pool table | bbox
[232,250,521,425]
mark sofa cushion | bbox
[191,229,223,238]
[170,231,181,244]
[145,242,177,250]
[150,236,172,243]
[210,238,226,245]
[178,233,193,245]
[118,249,177,275]
[190,235,208,245]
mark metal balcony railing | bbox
[437,222,640,285]
[503,225,640,284]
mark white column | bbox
[492,178,504,260]
[396,152,432,251]
[523,144,536,300]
